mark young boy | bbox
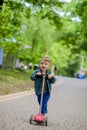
[30,57,56,116]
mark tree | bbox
[76,0,87,51]
[0,0,4,10]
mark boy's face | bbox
[40,60,50,72]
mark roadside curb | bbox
[0,89,34,102]
[0,76,63,102]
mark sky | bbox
[60,0,72,2]
[65,0,72,2]
[65,0,71,2]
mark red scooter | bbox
[30,75,48,126]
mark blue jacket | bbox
[30,69,56,94]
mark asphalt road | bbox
[0,76,87,130]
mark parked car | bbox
[75,71,86,79]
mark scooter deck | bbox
[30,115,48,126]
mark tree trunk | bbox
[31,38,36,52]
[0,0,4,10]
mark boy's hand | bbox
[48,74,54,79]
[36,72,42,75]
[35,72,42,78]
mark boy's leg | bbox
[36,93,50,115]
[41,93,50,115]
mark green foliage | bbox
[0,0,87,77]
[49,42,72,75]
[0,0,23,37]
[75,0,87,50]
[0,69,33,95]
[18,14,57,62]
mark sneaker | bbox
[41,113,45,117]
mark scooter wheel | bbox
[43,117,47,126]
[30,115,33,124]
[45,117,48,126]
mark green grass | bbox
[0,69,34,95]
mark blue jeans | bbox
[36,93,50,115]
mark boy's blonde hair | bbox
[40,57,50,63]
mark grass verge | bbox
[0,69,33,95]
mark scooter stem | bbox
[39,75,45,114]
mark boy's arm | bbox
[30,72,37,81]
[30,70,42,81]
[47,73,56,84]
[30,70,38,81]
[49,76,56,84]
